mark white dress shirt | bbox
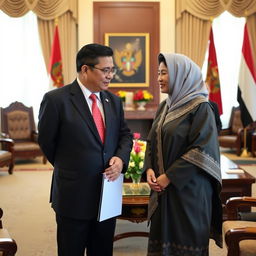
[77,78,105,123]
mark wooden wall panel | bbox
[93,2,160,108]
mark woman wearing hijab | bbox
[144,53,223,256]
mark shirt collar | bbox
[77,77,101,101]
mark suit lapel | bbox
[69,81,102,143]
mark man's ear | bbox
[81,65,88,73]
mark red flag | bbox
[49,25,64,88]
[237,23,256,127]
[206,27,223,115]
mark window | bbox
[202,12,245,128]
[0,11,49,124]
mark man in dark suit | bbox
[38,43,133,256]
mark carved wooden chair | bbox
[218,106,244,156]
[0,135,14,174]
[223,197,256,256]
[0,101,46,164]
[0,208,17,256]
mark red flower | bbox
[134,144,141,153]
[134,90,144,101]
[133,133,141,140]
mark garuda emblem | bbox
[114,43,142,77]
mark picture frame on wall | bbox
[105,33,149,87]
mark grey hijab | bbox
[159,53,208,112]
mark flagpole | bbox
[240,127,250,157]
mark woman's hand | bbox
[146,168,162,192]
[157,174,170,190]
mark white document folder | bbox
[98,173,124,222]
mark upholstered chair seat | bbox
[219,135,237,145]
[13,142,41,151]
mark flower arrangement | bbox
[133,90,153,102]
[125,133,147,183]
[116,90,127,102]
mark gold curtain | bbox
[176,11,212,67]
[0,0,78,84]
[176,0,256,68]
[38,12,77,84]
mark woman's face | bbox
[158,62,169,94]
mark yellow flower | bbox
[139,151,145,158]
[116,90,127,102]
[130,161,135,167]
[138,140,147,152]
[143,90,153,100]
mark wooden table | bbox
[114,193,149,241]
[221,155,255,218]
[114,155,256,240]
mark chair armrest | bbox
[226,226,256,241]
[32,130,38,142]
[225,227,256,256]
[0,208,17,255]
[236,128,244,135]
[0,229,17,255]
[226,197,256,220]
[219,128,232,136]
[0,132,9,139]
[0,208,2,228]
[0,138,14,153]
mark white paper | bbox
[0,238,13,242]
[225,169,244,174]
[98,173,123,222]
[220,155,238,171]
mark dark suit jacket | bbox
[209,100,222,134]
[38,80,132,220]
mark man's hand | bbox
[104,156,123,181]
[146,168,162,192]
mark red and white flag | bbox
[237,23,256,127]
[49,24,64,88]
[206,27,223,115]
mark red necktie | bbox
[90,93,105,143]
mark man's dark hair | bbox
[158,53,167,66]
[76,43,113,72]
